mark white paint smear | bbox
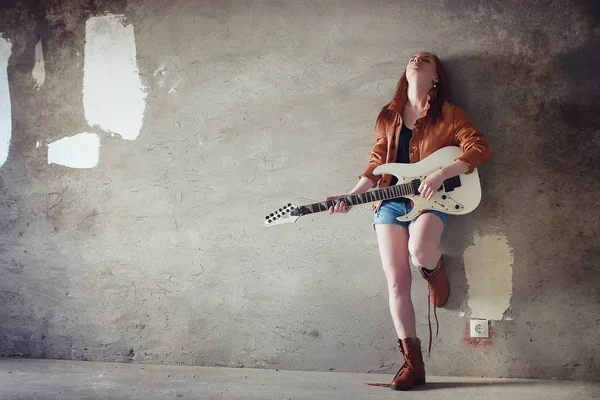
[32,39,45,90]
[83,15,146,140]
[168,76,182,94]
[464,232,514,320]
[48,132,100,168]
[0,36,12,168]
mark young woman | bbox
[328,52,491,390]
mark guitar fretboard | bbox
[296,180,422,216]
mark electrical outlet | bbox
[470,319,489,338]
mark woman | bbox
[328,52,491,390]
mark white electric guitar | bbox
[263,146,481,228]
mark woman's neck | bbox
[406,80,431,111]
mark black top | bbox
[390,124,413,186]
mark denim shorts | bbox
[372,199,449,229]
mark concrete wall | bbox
[1,0,599,381]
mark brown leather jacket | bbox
[360,94,491,212]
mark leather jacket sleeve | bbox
[359,122,389,186]
[452,106,491,174]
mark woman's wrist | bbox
[441,160,469,179]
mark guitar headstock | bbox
[263,203,299,228]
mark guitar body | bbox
[373,146,481,221]
[263,146,482,228]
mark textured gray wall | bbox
[1,0,599,382]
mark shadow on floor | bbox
[411,379,570,391]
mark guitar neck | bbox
[297,180,421,216]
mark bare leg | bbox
[408,213,444,270]
[375,224,416,339]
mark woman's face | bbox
[406,52,438,85]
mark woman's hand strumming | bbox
[418,169,446,200]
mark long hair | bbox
[375,54,449,132]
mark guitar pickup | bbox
[443,176,462,192]
[411,179,421,195]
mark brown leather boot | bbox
[419,256,449,308]
[390,337,426,391]
[364,338,426,390]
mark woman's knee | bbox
[408,241,437,268]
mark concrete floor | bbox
[1,358,599,400]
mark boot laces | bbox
[426,292,440,356]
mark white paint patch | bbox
[32,40,45,90]
[48,132,100,169]
[83,15,146,140]
[0,36,12,168]
[463,232,514,320]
